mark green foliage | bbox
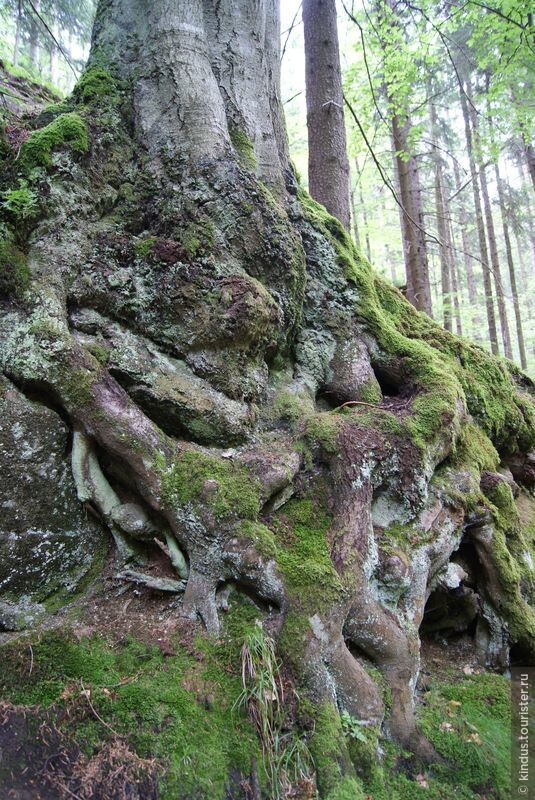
[0,238,30,297]
[340,710,368,743]
[2,180,39,222]
[156,450,261,520]
[18,113,89,172]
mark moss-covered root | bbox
[469,487,535,661]
[343,594,435,759]
[309,703,366,799]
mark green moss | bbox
[381,522,425,550]
[326,777,367,800]
[304,413,342,455]
[271,391,312,426]
[134,236,156,258]
[18,113,89,172]
[298,189,535,456]
[448,422,499,475]
[345,408,404,436]
[274,498,342,602]
[357,379,383,404]
[309,703,358,796]
[484,481,535,647]
[43,100,71,116]
[403,390,461,451]
[229,126,257,171]
[178,220,214,259]
[61,367,98,408]
[420,674,510,799]
[277,611,310,670]
[86,342,111,365]
[0,620,262,800]
[237,520,278,559]
[156,450,261,521]
[74,67,118,104]
[0,239,30,297]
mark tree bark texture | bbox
[303,0,351,230]
[459,86,500,355]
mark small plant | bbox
[340,710,368,743]
[2,180,39,222]
[235,621,314,798]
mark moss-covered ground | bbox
[0,616,513,799]
[0,604,263,800]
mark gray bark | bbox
[303,0,351,229]
[90,0,288,187]
[459,86,499,355]
[467,93,512,360]
[13,0,22,68]
[495,161,527,369]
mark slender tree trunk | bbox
[13,0,22,67]
[513,231,535,358]
[350,183,361,249]
[512,148,535,278]
[357,177,372,262]
[390,121,432,314]
[303,0,351,230]
[458,86,499,355]
[447,216,463,337]
[429,102,453,332]
[385,243,397,284]
[495,162,527,368]
[525,142,535,194]
[29,0,40,69]
[49,23,58,86]
[453,161,477,305]
[466,90,512,359]
[484,80,528,369]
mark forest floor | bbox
[0,558,514,800]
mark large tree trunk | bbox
[303,0,351,230]
[1,1,535,797]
